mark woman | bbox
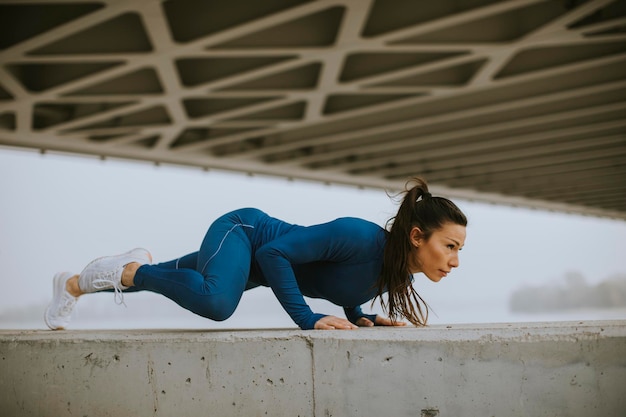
[45,177,467,330]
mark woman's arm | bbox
[255,218,379,330]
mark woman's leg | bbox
[46,211,258,330]
[132,216,254,321]
[117,252,199,292]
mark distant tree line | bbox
[509,272,626,313]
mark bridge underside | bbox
[1,0,625,218]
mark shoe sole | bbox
[82,248,153,273]
[44,271,74,330]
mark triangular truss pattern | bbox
[0,0,625,218]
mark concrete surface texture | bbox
[1,321,625,417]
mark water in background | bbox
[2,287,624,331]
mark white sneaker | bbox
[78,248,152,304]
[44,272,78,330]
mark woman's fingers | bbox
[314,315,358,330]
[355,317,374,327]
[314,315,407,330]
[375,316,407,327]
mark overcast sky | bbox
[1,147,624,327]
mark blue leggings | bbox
[131,211,261,321]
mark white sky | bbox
[1,147,624,326]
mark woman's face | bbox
[408,222,466,282]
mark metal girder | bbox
[1,0,625,219]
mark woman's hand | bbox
[314,315,358,330]
[356,315,407,327]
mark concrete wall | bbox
[1,321,625,417]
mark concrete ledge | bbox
[1,321,625,417]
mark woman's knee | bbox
[193,297,239,322]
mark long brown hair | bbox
[376,177,467,326]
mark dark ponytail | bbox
[376,177,467,326]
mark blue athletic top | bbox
[242,209,386,330]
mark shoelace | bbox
[58,293,77,316]
[92,269,127,306]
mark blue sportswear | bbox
[132,208,386,329]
